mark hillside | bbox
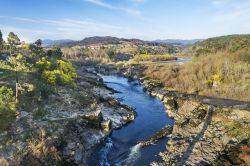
[190,34,250,56]
[42,39,75,47]
[64,36,146,46]
[155,39,204,47]
[143,35,250,101]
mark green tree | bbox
[0,30,3,51]
[8,54,30,100]
[47,47,63,61]
[7,32,20,55]
[35,39,42,47]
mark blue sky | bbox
[0,0,249,42]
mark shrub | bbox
[36,57,52,72]
[0,86,17,112]
[143,50,250,101]
[42,70,57,85]
[0,86,17,131]
[212,74,221,82]
[56,59,76,79]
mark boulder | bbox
[101,120,112,131]
[82,110,103,129]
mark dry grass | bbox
[25,129,61,163]
[144,50,250,101]
[134,54,177,62]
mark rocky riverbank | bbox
[0,63,135,166]
[94,63,250,165]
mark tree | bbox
[35,39,42,48]
[0,30,3,50]
[7,32,20,55]
[8,54,30,100]
[33,39,44,59]
[47,47,63,61]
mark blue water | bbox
[88,75,174,166]
[153,58,191,65]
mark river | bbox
[88,75,174,166]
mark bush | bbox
[0,86,17,131]
[42,70,57,85]
[144,50,250,101]
[36,57,52,72]
[37,58,76,86]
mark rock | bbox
[140,125,173,147]
[67,142,76,150]
[101,120,112,131]
[123,114,135,123]
[0,157,8,166]
[82,110,103,129]
[74,148,83,164]
[18,111,29,119]
[163,97,178,111]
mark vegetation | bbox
[190,34,250,56]
[0,86,17,130]
[0,30,77,131]
[134,54,177,62]
[144,48,250,101]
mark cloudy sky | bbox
[0,0,249,42]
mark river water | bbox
[88,75,174,166]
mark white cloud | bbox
[84,0,141,16]
[0,16,148,42]
[85,0,115,9]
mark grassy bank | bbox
[144,49,250,101]
[134,54,177,62]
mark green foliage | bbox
[223,121,250,140]
[8,54,31,72]
[0,86,16,111]
[206,80,213,88]
[36,57,52,72]
[47,47,63,60]
[7,32,20,55]
[37,58,76,86]
[191,34,250,56]
[212,74,221,82]
[0,30,3,50]
[42,70,57,85]
[0,86,17,131]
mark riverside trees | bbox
[0,30,77,130]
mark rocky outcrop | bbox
[82,110,103,129]
[140,125,173,147]
[0,65,136,166]
[105,63,250,165]
[150,100,250,166]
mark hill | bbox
[65,36,146,46]
[190,34,250,56]
[42,39,75,47]
[155,39,204,47]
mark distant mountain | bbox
[43,36,200,48]
[154,39,204,46]
[42,39,75,47]
[66,36,146,46]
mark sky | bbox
[0,0,249,42]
